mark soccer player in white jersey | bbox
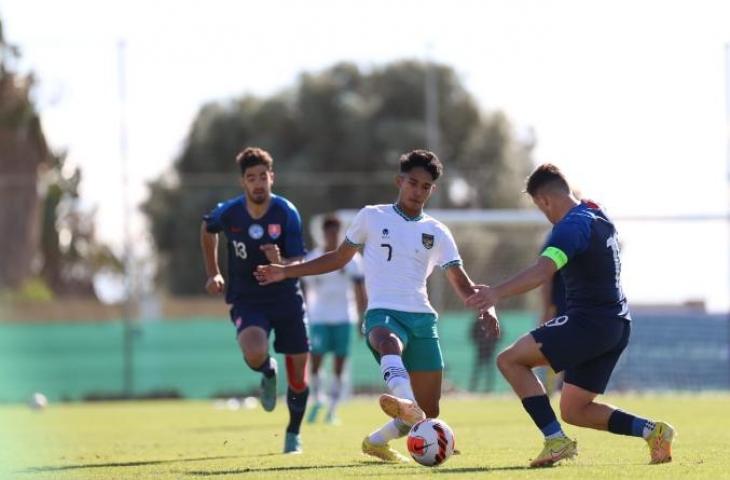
[302,215,367,425]
[256,150,499,462]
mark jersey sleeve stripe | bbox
[344,236,364,248]
[441,259,463,270]
[541,246,568,270]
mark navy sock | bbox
[286,387,309,434]
[250,356,275,378]
[608,409,651,438]
[521,395,563,437]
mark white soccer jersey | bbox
[302,247,364,325]
[344,204,462,314]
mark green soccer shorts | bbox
[309,323,353,357]
[363,308,443,371]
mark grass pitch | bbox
[2,393,727,479]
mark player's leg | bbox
[366,313,425,425]
[559,322,675,464]
[238,326,272,372]
[365,320,444,461]
[402,335,444,418]
[409,370,442,418]
[306,352,325,423]
[361,310,420,462]
[484,345,497,393]
[283,352,309,453]
[469,354,481,392]
[326,323,352,424]
[306,324,328,423]
[230,304,278,412]
[497,320,576,467]
[271,295,311,454]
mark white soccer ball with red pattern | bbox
[406,418,456,466]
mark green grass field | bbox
[2,394,728,479]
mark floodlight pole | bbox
[118,39,134,397]
[425,46,445,311]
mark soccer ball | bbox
[406,418,456,466]
[28,392,48,410]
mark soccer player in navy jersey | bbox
[466,164,675,467]
[538,244,567,396]
[200,147,309,454]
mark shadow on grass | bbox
[24,455,241,473]
[187,462,388,476]
[188,423,284,434]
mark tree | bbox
[0,16,119,298]
[143,61,536,298]
[0,17,48,291]
[38,153,122,296]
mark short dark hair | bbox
[236,147,273,175]
[525,163,570,196]
[322,215,341,231]
[399,149,443,181]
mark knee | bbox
[559,407,574,424]
[560,405,582,425]
[372,335,401,356]
[244,351,267,368]
[496,350,512,374]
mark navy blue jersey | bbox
[541,235,568,316]
[551,272,567,316]
[203,194,305,304]
[542,202,630,320]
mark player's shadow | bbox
[187,463,387,476]
[23,455,241,473]
[359,465,533,476]
[433,465,532,474]
[188,423,283,433]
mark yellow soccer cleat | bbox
[529,436,578,468]
[361,436,410,463]
[646,421,676,464]
[378,394,426,426]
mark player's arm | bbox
[467,218,584,313]
[200,221,224,295]
[255,241,359,285]
[353,278,367,335]
[260,243,303,266]
[445,264,477,301]
[466,256,557,312]
[445,265,500,338]
[539,277,556,325]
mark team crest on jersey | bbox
[248,223,264,240]
[268,224,282,239]
[422,233,435,249]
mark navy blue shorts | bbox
[229,294,310,355]
[531,313,630,394]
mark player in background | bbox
[302,215,367,425]
[200,147,310,454]
[468,314,499,393]
[466,164,675,467]
[255,150,499,463]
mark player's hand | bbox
[479,307,500,339]
[205,274,225,295]
[465,284,498,312]
[254,264,286,285]
[260,244,282,264]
